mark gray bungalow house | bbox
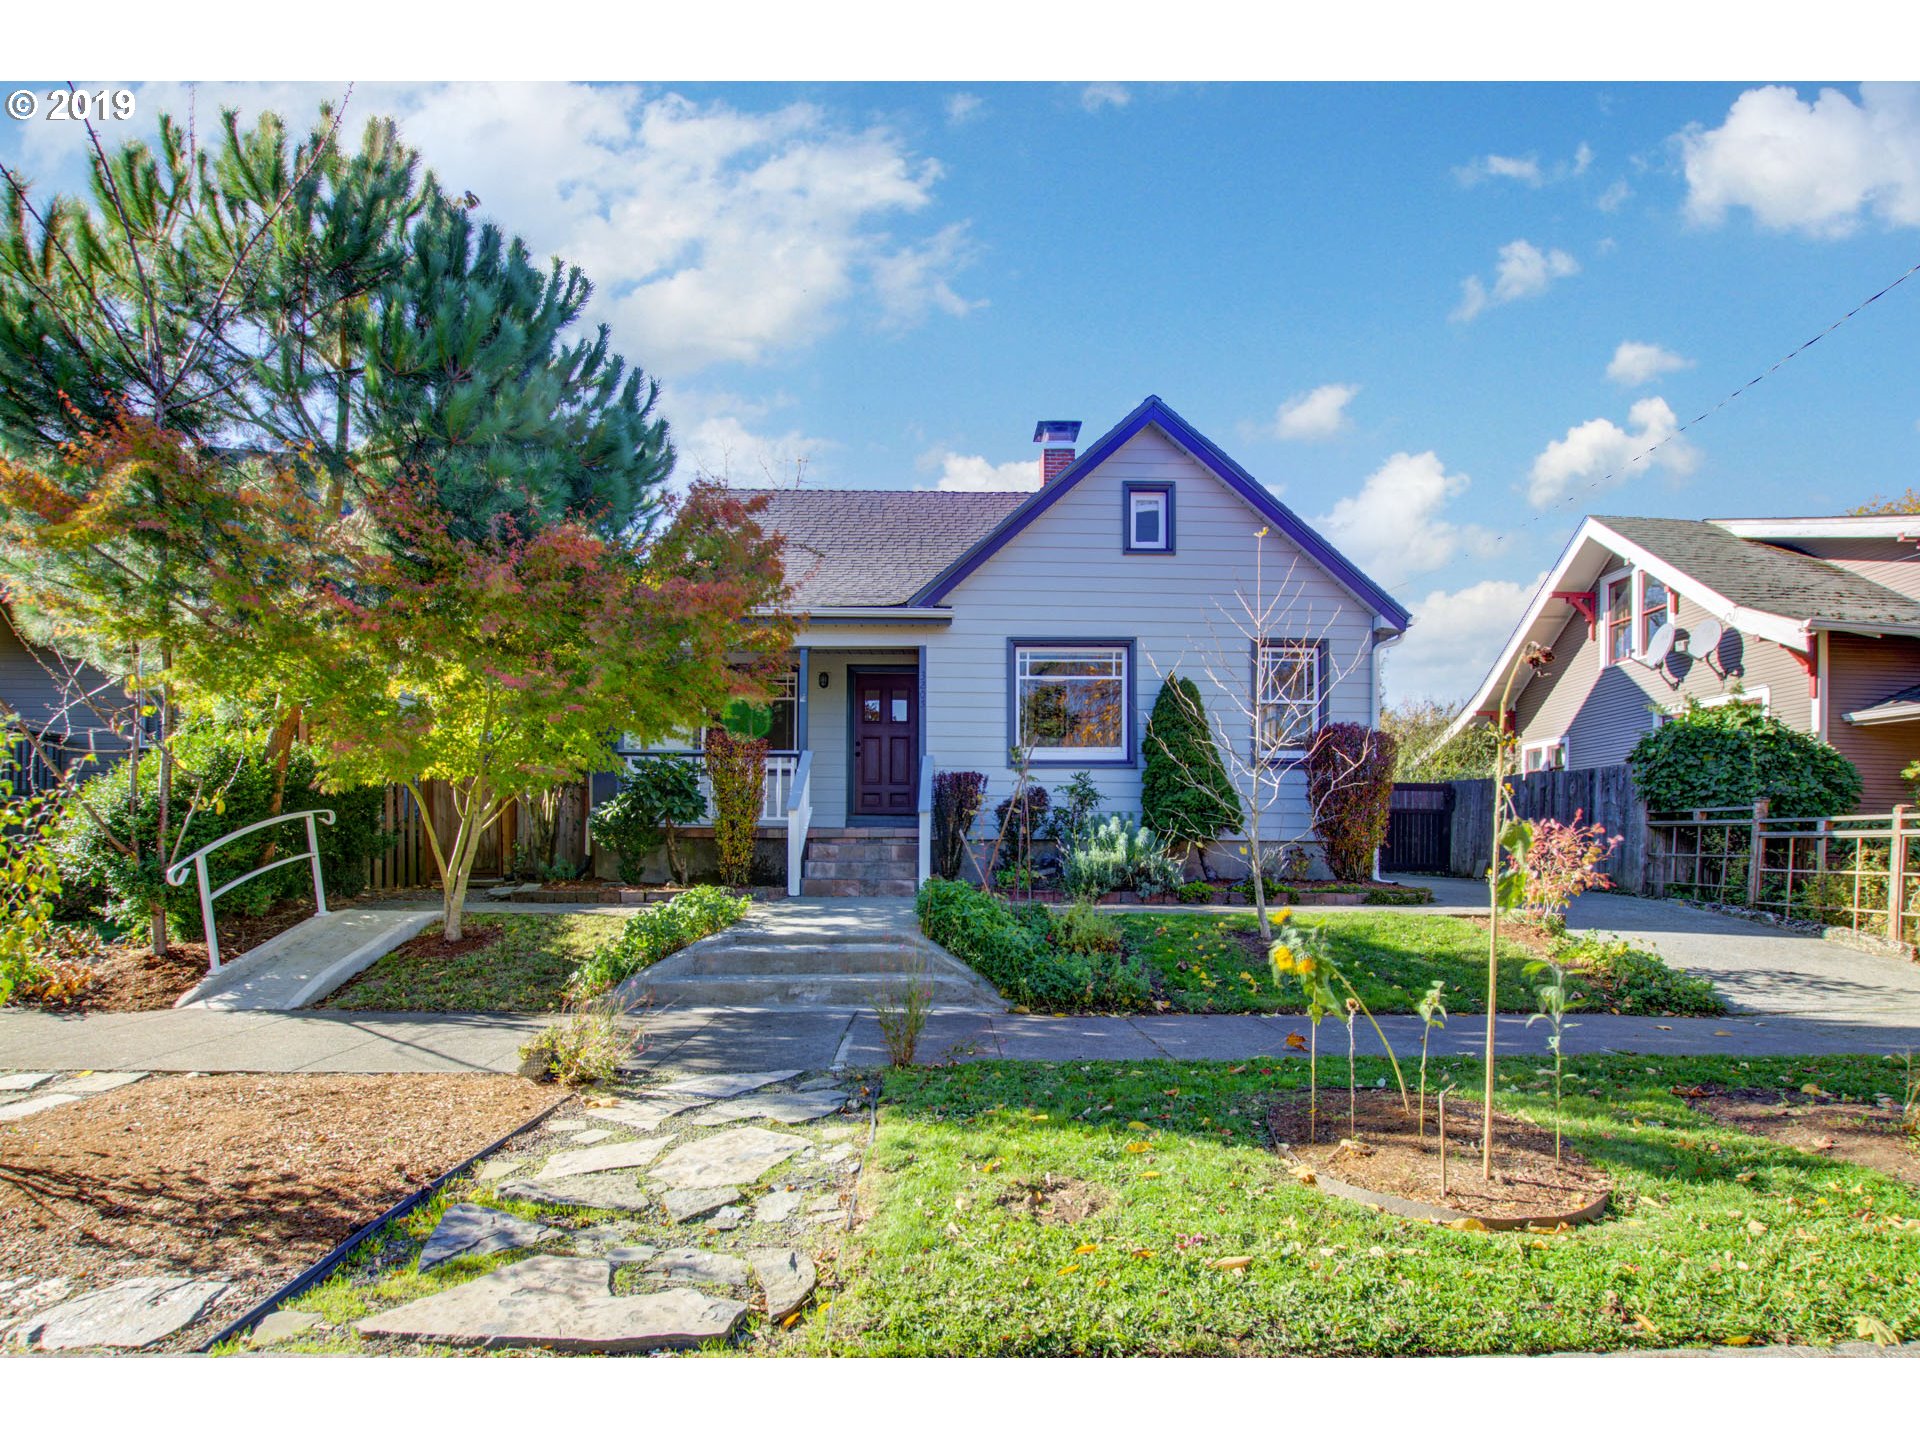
[606,395,1410,895]
[1442,513,1920,810]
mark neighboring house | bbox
[1,598,130,794]
[608,394,1410,895]
[1443,513,1920,810]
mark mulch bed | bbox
[1268,1089,1610,1224]
[36,900,326,1013]
[1680,1085,1920,1189]
[1463,914,1559,959]
[380,921,504,965]
[0,1073,556,1351]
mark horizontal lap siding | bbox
[1827,631,1920,809]
[1517,591,1814,769]
[929,425,1378,842]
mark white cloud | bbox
[1606,340,1693,387]
[1597,178,1632,212]
[1316,451,1502,590]
[1455,153,1543,186]
[920,451,1040,492]
[1453,142,1593,188]
[667,387,832,489]
[1451,239,1579,322]
[1386,574,1548,706]
[1081,83,1132,112]
[944,92,983,126]
[1680,82,1920,237]
[1269,383,1360,441]
[17,83,979,377]
[1527,396,1699,508]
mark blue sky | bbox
[8,79,1920,704]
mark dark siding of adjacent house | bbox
[1827,631,1920,810]
[0,611,76,732]
[1513,596,1813,770]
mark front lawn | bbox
[1119,911,1542,1013]
[808,1054,1920,1356]
[322,912,629,1012]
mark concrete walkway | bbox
[175,908,436,1010]
[4,1004,1917,1077]
[1388,871,1920,1024]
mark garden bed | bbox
[319,912,629,1011]
[0,1073,553,1353]
[1679,1084,1920,1188]
[1267,1089,1611,1227]
[17,899,326,1013]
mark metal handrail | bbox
[165,808,335,974]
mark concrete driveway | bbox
[1388,871,1920,1026]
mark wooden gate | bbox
[1384,783,1454,873]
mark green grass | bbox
[1119,911,1541,1013]
[797,1054,1920,1356]
[323,912,628,1011]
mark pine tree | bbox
[1141,675,1243,874]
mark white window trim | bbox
[1638,570,1673,652]
[1599,566,1633,670]
[1128,491,1168,550]
[1701,687,1770,715]
[1013,643,1130,761]
[1257,641,1322,761]
[1521,736,1568,774]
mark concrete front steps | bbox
[614,897,1004,1011]
[800,828,918,898]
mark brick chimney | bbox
[1034,420,1082,485]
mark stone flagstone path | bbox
[241,1067,849,1355]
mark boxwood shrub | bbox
[915,878,1148,1012]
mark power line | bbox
[1386,249,1920,599]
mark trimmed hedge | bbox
[1628,701,1860,817]
[916,878,1148,1012]
[568,885,750,997]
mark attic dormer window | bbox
[1123,483,1173,553]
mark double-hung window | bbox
[1011,643,1130,762]
[1256,641,1322,760]
[1604,573,1633,664]
[1639,573,1671,650]
[1123,484,1173,552]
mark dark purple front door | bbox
[852,670,917,816]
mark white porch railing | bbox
[164,809,335,974]
[621,750,799,824]
[786,750,813,897]
[916,752,935,888]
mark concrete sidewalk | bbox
[4,1004,1917,1077]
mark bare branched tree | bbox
[1144,526,1376,940]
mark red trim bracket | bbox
[1552,589,1598,639]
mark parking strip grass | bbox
[324,912,628,1011]
[801,1053,1920,1356]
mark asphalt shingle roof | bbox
[1594,515,1920,629]
[734,487,1030,607]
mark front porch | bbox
[604,645,936,896]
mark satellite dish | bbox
[1685,617,1724,664]
[1641,621,1676,668]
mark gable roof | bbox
[1593,515,1920,631]
[736,487,1028,607]
[1440,513,1920,746]
[906,394,1411,630]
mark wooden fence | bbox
[1395,764,1648,889]
[365,780,588,891]
[1646,801,1920,946]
